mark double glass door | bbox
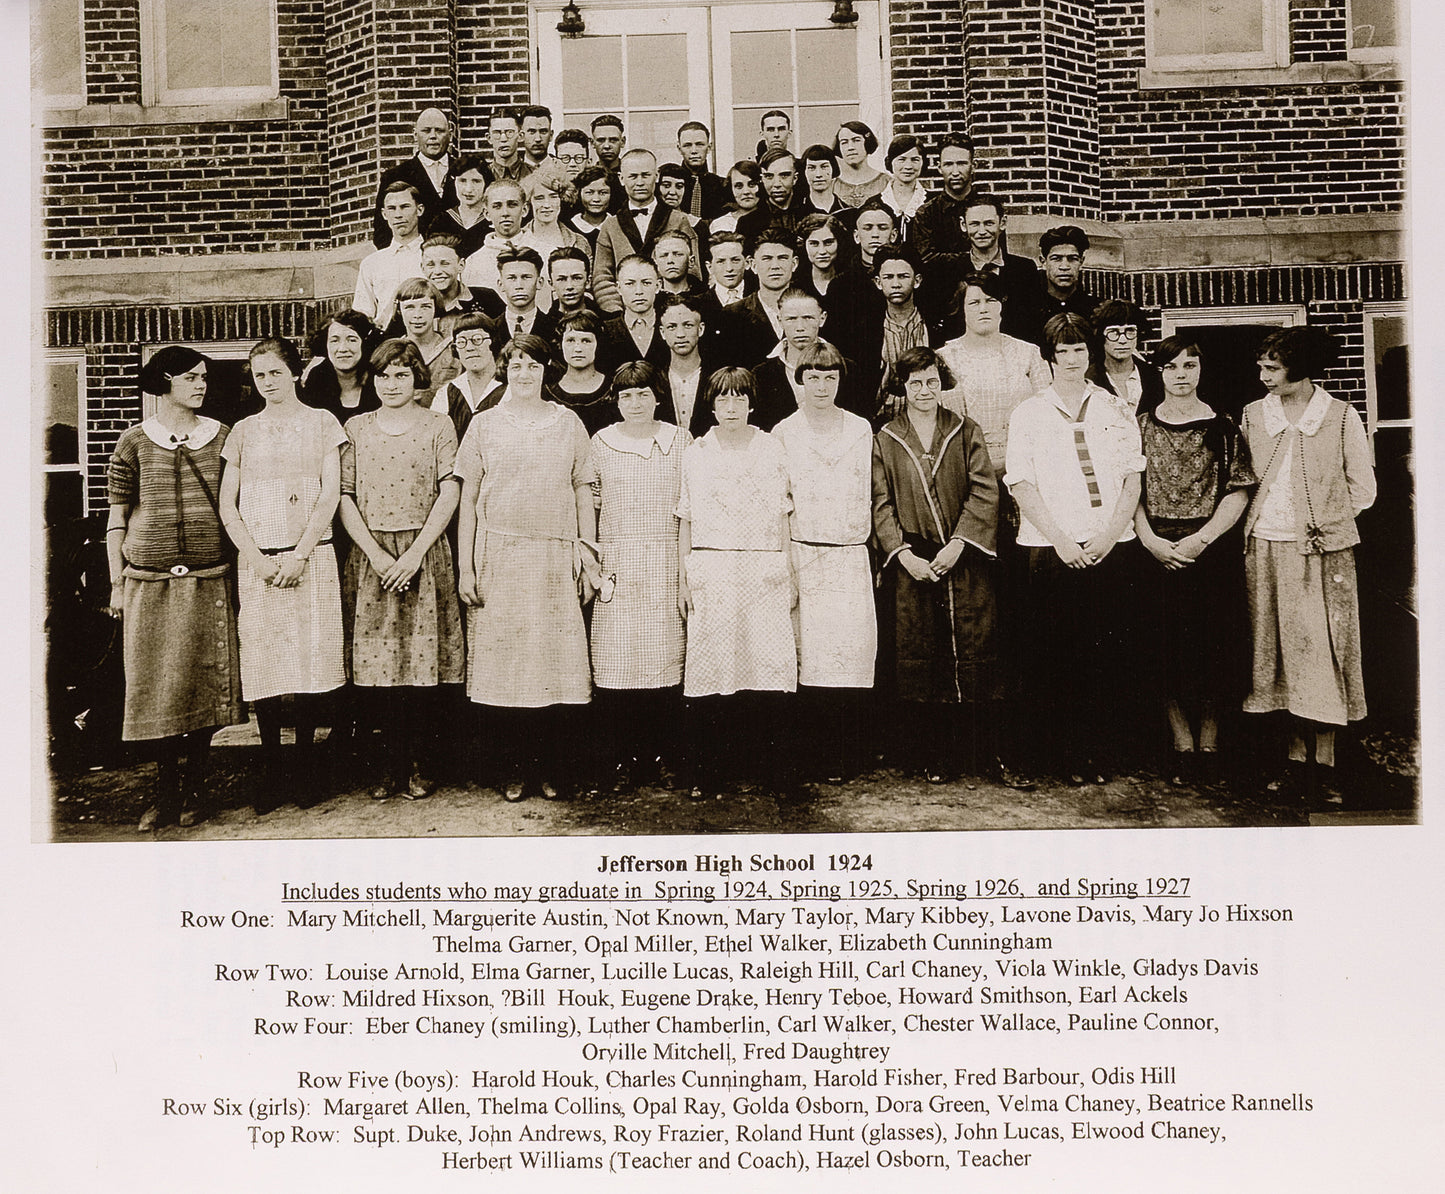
[537,1,884,170]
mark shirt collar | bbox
[596,421,682,457]
[1262,386,1333,437]
[141,416,221,451]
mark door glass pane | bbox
[798,105,859,152]
[797,29,857,102]
[628,34,689,107]
[1371,315,1409,421]
[34,0,83,98]
[45,360,79,467]
[731,30,791,106]
[162,0,273,91]
[733,107,779,162]
[562,37,624,111]
[629,110,691,162]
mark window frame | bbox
[33,0,87,110]
[138,341,254,421]
[139,0,281,108]
[43,351,88,514]
[1347,0,1402,64]
[1361,302,1409,438]
[1158,303,1307,338]
[1144,0,1289,73]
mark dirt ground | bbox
[47,722,1418,842]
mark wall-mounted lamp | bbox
[557,1,585,38]
[830,0,859,27]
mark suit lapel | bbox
[617,210,645,253]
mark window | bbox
[44,353,86,520]
[1362,304,1409,435]
[142,0,279,105]
[1349,0,1401,62]
[33,0,85,108]
[1146,0,1288,72]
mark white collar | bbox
[596,421,682,458]
[390,233,423,253]
[1044,380,1106,418]
[141,416,221,451]
[1261,386,1333,438]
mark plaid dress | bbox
[223,404,348,701]
[589,423,689,690]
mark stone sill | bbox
[1138,59,1401,91]
[41,97,290,129]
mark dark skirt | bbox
[876,539,998,704]
[121,565,244,740]
[1145,518,1248,708]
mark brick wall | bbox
[45,0,330,258]
[1095,0,1404,219]
[888,0,968,154]
[1041,1,1098,217]
[457,1,531,146]
[960,1,1047,208]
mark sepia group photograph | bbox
[33,0,1418,842]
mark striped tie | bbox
[1069,395,1103,508]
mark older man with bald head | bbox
[372,107,477,247]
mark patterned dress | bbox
[108,418,244,740]
[774,410,877,688]
[589,423,690,690]
[677,429,797,698]
[454,400,594,707]
[937,333,1050,472]
[222,404,348,701]
[341,409,465,687]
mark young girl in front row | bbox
[338,339,465,800]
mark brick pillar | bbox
[325,0,459,246]
[83,0,141,104]
[457,1,531,148]
[959,1,1098,218]
[888,0,968,150]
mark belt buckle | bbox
[169,564,190,577]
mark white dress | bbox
[677,429,797,698]
[774,410,878,688]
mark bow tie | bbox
[631,208,649,218]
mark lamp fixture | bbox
[557,1,585,38]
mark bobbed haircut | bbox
[704,366,757,406]
[452,152,490,179]
[883,134,924,171]
[574,164,611,192]
[557,310,605,340]
[139,345,208,396]
[1094,297,1147,338]
[611,359,665,399]
[797,212,842,243]
[793,341,847,385]
[1040,312,1095,362]
[450,312,499,348]
[833,120,879,155]
[890,346,956,393]
[726,159,762,185]
[1258,326,1338,381]
[248,336,304,377]
[370,338,431,389]
[498,333,552,370]
[799,144,840,176]
[1151,334,1204,370]
[394,277,444,309]
[656,161,689,183]
[308,309,380,364]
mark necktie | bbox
[688,177,703,220]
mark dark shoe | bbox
[994,758,1036,791]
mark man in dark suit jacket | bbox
[676,121,731,222]
[652,292,724,436]
[591,149,702,313]
[751,289,863,430]
[372,108,471,248]
[735,149,812,245]
[942,192,1041,342]
[597,256,670,377]
[493,246,559,350]
[1012,224,1102,351]
[712,226,798,369]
